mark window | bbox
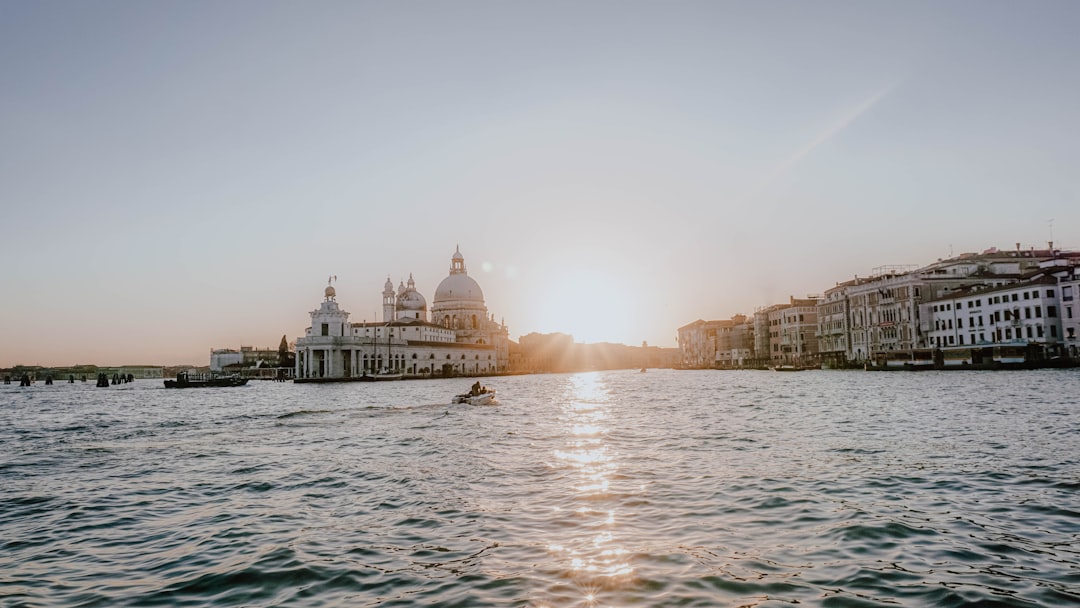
[1047,289,1055,298]
[321,323,329,336]
[1035,306,1042,318]
[958,318,963,329]
[1048,306,1058,318]
[1027,326,1033,338]
[959,335,964,345]
[1005,328,1012,339]
[1051,326,1058,338]
[1025,307,1031,319]
[1024,291,1030,300]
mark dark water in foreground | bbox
[2,369,1079,607]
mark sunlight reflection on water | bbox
[548,372,634,605]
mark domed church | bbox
[295,247,510,381]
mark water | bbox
[2,369,1079,607]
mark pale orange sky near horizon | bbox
[1,1,1078,367]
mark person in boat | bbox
[471,381,482,396]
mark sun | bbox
[535,268,638,345]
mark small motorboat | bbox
[452,388,497,405]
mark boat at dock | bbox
[356,368,404,381]
[164,372,248,388]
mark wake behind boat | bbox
[164,372,248,388]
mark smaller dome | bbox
[324,285,336,298]
[397,290,428,311]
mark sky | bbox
[1,1,1078,366]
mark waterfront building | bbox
[920,270,1069,365]
[844,247,1059,363]
[846,266,929,362]
[677,316,754,369]
[714,314,754,369]
[677,243,1078,368]
[817,280,855,368]
[676,319,720,369]
[771,297,820,366]
[294,248,510,380]
[1060,268,1080,357]
[751,306,774,368]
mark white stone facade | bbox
[294,248,510,380]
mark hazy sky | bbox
[2,1,1078,366]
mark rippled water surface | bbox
[2,370,1079,607]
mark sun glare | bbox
[536,269,638,344]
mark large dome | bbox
[434,247,485,304]
[434,273,484,303]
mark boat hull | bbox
[452,391,497,405]
[164,378,248,388]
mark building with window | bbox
[677,319,721,368]
[1060,268,1080,357]
[844,247,1060,363]
[922,276,1062,352]
[817,280,855,368]
[715,314,754,368]
[772,297,820,366]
